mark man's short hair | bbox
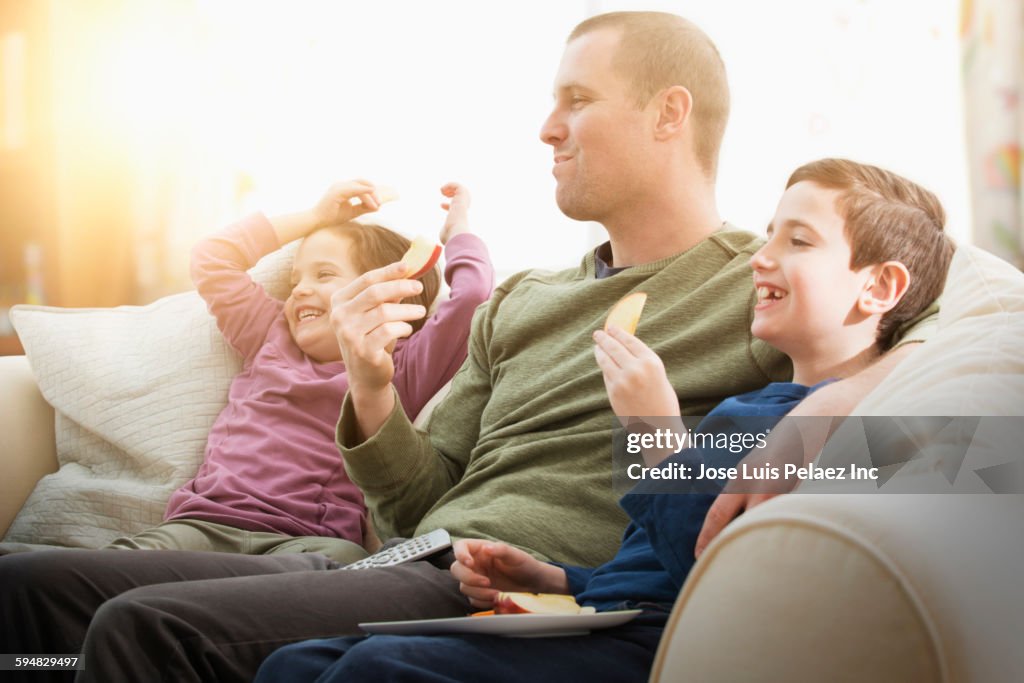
[787,158,955,349]
[570,11,729,178]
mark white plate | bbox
[359,609,642,638]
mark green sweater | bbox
[338,228,790,566]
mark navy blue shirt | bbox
[559,381,826,612]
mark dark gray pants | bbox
[0,547,468,683]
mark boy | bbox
[253,158,955,682]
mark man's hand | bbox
[694,415,836,557]
[331,262,428,439]
[438,182,471,244]
[450,540,569,609]
[593,326,680,422]
[694,344,918,556]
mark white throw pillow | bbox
[4,243,298,547]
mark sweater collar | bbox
[582,223,743,278]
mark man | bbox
[0,12,913,682]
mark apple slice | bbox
[349,185,399,207]
[375,185,400,204]
[400,235,442,279]
[493,592,583,616]
[604,292,648,335]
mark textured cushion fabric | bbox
[4,243,297,547]
[650,493,1023,683]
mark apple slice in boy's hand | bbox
[400,235,442,279]
[493,592,585,616]
[604,292,647,335]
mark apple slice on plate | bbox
[604,292,648,335]
[401,235,442,279]
[493,592,595,616]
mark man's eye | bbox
[570,96,589,108]
[790,238,811,247]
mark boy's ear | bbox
[858,261,911,315]
[653,86,692,140]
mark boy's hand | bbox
[312,179,383,229]
[451,540,569,609]
[438,182,471,244]
[593,326,680,422]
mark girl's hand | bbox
[438,182,471,244]
[312,179,383,228]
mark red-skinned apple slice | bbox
[401,235,442,279]
[493,592,583,615]
[604,292,648,335]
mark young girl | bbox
[106,180,494,563]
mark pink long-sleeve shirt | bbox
[163,214,494,545]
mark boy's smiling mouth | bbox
[755,283,788,306]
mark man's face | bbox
[540,29,655,223]
[749,181,876,360]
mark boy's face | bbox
[750,181,876,360]
[285,229,361,363]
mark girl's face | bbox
[285,230,361,363]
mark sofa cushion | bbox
[4,243,297,547]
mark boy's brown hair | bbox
[323,222,441,334]
[569,11,729,179]
[787,158,955,349]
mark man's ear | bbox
[858,261,911,315]
[653,85,692,140]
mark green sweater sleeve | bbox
[337,287,501,538]
[340,232,788,567]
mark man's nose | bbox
[539,107,566,147]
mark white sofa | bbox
[3,244,1023,681]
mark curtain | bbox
[962,0,1023,268]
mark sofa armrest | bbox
[649,493,1023,683]
[0,355,57,538]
